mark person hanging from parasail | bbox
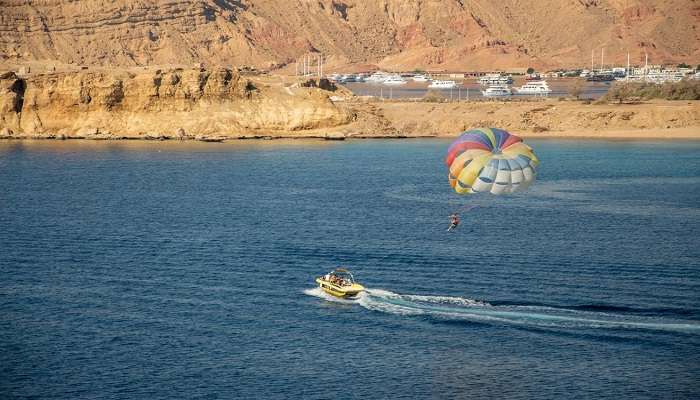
[447,213,460,232]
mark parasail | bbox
[445,128,539,195]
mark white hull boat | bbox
[514,81,551,95]
[481,84,511,97]
[428,80,457,89]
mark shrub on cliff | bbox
[423,89,446,103]
[568,79,584,100]
[602,80,700,102]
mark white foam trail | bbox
[305,287,700,333]
[303,287,361,304]
[400,294,489,307]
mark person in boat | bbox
[447,213,460,232]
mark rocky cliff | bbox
[1,0,697,71]
[0,68,351,139]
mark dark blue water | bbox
[1,139,699,399]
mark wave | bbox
[303,287,363,304]
[489,301,698,318]
[305,287,700,333]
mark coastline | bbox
[2,128,699,143]
[1,69,698,142]
[2,129,698,141]
[514,127,700,140]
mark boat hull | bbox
[315,278,365,298]
[515,90,551,94]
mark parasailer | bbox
[445,128,539,195]
[447,213,460,232]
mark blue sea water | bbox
[1,139,699,399]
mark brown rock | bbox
[0,127,13,137]
[0,1,695,70]
[0,68,351,139]
[76,127,99,138]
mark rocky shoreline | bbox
[0,68,352,140]
[2,68,699,141]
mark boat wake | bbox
[304,287,700,333]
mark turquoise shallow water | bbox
[1,139,699,399]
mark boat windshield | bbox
[325,269,355,285]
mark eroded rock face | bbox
[0,0,696,70]
[0,67,351,138]
[0,72,24,130]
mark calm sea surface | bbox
[1,139,699,399]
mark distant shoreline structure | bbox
[1,66,697,142]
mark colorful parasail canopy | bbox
[445,128,539,195]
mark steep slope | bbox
[1,0,697,71]
[0,68,351,138]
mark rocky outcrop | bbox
[0,67,352,138]
[0,0,697,71]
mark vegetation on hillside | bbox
[568,79,584,99]
[423,89,447,102]
[602,80,700,103]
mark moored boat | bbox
[366,71,391,83]
[412,74,430,82]
[514,80,551,95]
[478,74,513,85]
[382,75,408,85]
[428,80,457,89]
[481,84,512,97]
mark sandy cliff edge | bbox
[0,68,351,140]
[358,100,700,139]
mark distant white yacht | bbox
[428,80,457,89]
[478,74,513,85]
[412,74,430,82]
[366,71,392,83]
[626,69,685,84]
[514,80,551,95]
[382,75,408,85]
[481,84,512,97]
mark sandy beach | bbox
[345,99,700,140]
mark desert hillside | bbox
[0,68,351,139]
[1,0,698,71]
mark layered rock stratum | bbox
[1,0,698,71]
[0,68,351,139]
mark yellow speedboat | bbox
[315,268,365,298]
